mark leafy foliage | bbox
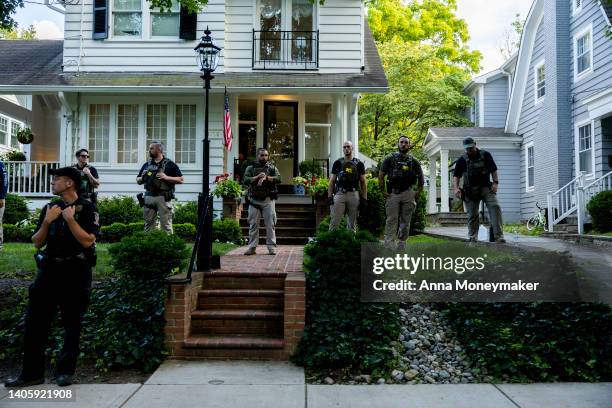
[0,0,23,30]
[97,196,142,226]
[410,190,428,236]
[310,177,330,199]
[2,223,36,242]
[586,190,612,233]
[3,193,30,224]
[292,229,400,375]
[173,201,198,225]
[442,303,612,382]
[357,178,386,237]
[299,160,324,177]
[0,24,35,39]
[213,218,243,244]
[212,179,244,199]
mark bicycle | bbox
[526,202,547,231]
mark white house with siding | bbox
[426,0,612,232]
[0,0,387,207]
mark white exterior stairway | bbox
[547,171,612,234]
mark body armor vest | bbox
[336,158,360,189]
[248,162,277,200]
[142,158,172,193]
[388,153,417,191]
[462,150,491,189]
[73,164,94,194]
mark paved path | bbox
[425,226,612,303]
[2,361,611,408]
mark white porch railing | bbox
[547,171,612,234]
[5,161,60,197]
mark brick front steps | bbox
[164,246,305,360]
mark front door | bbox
[264,101,298,178]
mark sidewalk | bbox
[425,226,612,303]
[2,360,612,408]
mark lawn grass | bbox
[503,222,544,236]
[0,241,239,281]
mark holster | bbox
[136,192,145,207]
[34,249,46,269]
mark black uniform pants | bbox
[21,261,92,379]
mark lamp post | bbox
[194,27,221,271]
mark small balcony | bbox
[5,161,60,197]
[252,30,319,70]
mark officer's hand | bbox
[454,188,462,198]
[492,184,498,194]
[327,196,334,206]
[156,172,167,180]
[0,199,4,208]
[82,167,91,176]
[44,205,63,224]
[257,172,266,180]
[62,205,76,222]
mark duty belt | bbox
[391,188,410,194]
[144,191,162,197]
[339,187,356,193]
[47,252,87,264]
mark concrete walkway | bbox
[425,226,612,303]
[2,361,612,408]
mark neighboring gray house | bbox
[425,0,612,233]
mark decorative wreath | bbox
[16,127,34,144]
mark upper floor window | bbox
[534,60,545,104]
[573,0,582,14]
[574,25,593,81]
[112,0,180,39]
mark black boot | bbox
[4,376,45,387]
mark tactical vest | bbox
[73,164,94,194]
[248,162,278,200]
[336,158,360,189]
[142,158,172,193]
[462,150,491,189]
[388,152,417,191]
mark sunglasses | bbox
[79,155,89,158]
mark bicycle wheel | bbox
[526,215,540,231]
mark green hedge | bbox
[3,193,30,225]
[292,229,400,375]
[173,201,198,225]
[99,222,196,242]
[213,218,242,244]
[587,190,612,233]
[2,223,36,242]
[97,196,142,226]
[442,302,612,382]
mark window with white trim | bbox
[112,0,179,39]
[175,104,197,164]
[151,1,180,37]
[146,104,168,157]
[526,144,534,191]
[88,104,111,163]
[578,123,593,175]
[112,0,142,38]
[575,28,592,78]
[535,61,545,103]
[10,121,21,149]
[573,0,582,14]
[117,104,139,164]
[0,116,7,146]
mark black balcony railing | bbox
[252,30,319,70]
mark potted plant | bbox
[16,127,34,144]
[213,174,244,221]
[310,177,331,225]
[2,149,26,161]
[291,176,308,195]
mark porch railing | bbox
[252,30,319,70]
[5,161,60,197]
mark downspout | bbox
[44,0,65,14]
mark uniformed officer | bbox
[379,136,424,250]
[243,148,281,255]
[4,167,99,388]
[72,148,100,204]
[453,137,505,243]
[328,141,367,231]
[136,141,184,233]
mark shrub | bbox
[127,222,145,236]
[0,286,28,360]
[292,229,400,375]
[587,190,612,232]
[299,160,324,177]
[3,193,30,225]
[97,195,142,226]
[316,215,347,233]
[410,190,427,236]
[442,302,612,382]
[310,177,329,200]
[1,150,26,161]
[174,223,196,241]
[212,179,244,199]
[174,201,198,225]
[213,218,242,244]
[100,223,129,243]
[357,178,386,237]
[3,223,36,242]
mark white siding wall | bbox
[318,0,362,73]
[63,0,225,73]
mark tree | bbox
[0,0,23,30]
[359,0,481,162]
[0,24,36,40]
[499,13,524,60]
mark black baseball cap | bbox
[463,137,476,149]
[50,167,82,188]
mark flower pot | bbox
[293,184,306,195]
[222,197,243,221]
[315,196,330,227]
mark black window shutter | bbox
[92,0,108,40]
[179,6,197,40]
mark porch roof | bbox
[0,22,387,94]
[424,127,522,156]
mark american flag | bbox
[223,87,233,151]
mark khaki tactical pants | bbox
[329,191,360,232]
[247,197,277,250]
[384,189,416,249]
[464,187,504,241]
[0,204,4,249]
[144,195,174,233]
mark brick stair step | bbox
[240,227,316,237]
[202,275,286,290]
[199,289,284,297]
[191,309,283,320]
[198,289,285,311]
[183,335,285,349]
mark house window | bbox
[151,1,180,37]
[578,123,593,175]
[175,104,197,164]
[112,0,142,37]
[0,116,7,146]
[573,0,582,14]
[146,104,168,155]
[305,103,331,163]
[535,61,545,103]
[575,26,592,79]
[116,104,139,163]
[10,121,21,149]
[526,144,534,191]
[88,104,111,163]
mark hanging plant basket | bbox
[17,128,34,144]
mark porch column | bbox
[330,94,343,160]
[440,149,450,212]
[350,93,359,158]
[428,156,437,213]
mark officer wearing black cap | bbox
[4,167,99,388]
[453,137,505,243]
